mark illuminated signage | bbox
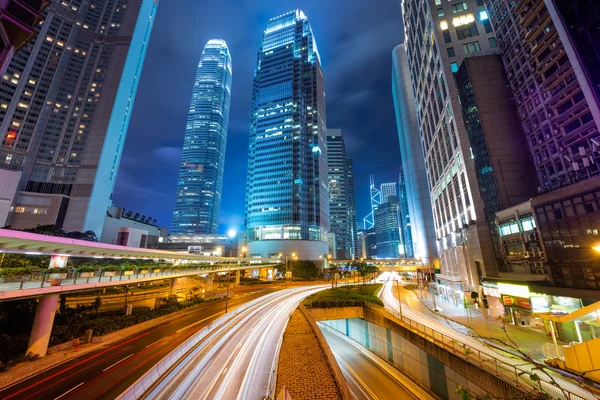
[498,283,530,298]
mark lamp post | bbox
[396,278,403,320]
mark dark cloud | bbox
[113,0,405,232]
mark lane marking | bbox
[145,337,168,348]
[175,312,224,334]
[333,350,379,400]
[53,382,84,400]
[102,354,134,372]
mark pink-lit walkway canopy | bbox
[0,229,273,263]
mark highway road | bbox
[141,286,324,400]
[378,277,596,400]
[321,327,417,400]
[0,286,282,400]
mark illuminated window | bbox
[17,102,28,109]
[450,62,459,73]
[479,10,488,20]
[453,14,475,27]
[440,20,449,30]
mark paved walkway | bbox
[391,283,565,362]
[276,309,341,400]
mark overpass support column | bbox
[235,270,241,285]
[27,294,60,357]
[269,268,275,281]
[204,273,214,292]
[169,278,180,296]
[259,268,267,280]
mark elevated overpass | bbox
[0,229,279,357]
[329,258,427,272]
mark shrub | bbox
[101,265,120,272]
[76,266,97,273]
[0,267,34,277]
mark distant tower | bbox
[327,129,356,259]
[380,182,397,204]
[363,175,381,230]
[172,40,232,235]
[244,10,329,260]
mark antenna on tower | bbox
[363,175,381,230]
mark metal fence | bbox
[377,306,590,400]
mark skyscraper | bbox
[485,0,600,191]
[401,0,500,294]
[245,10,329,260]
[0,0,159,236]
[346,157,358,258]
[374,196,402,259]
[327,129,356,259]
[171,40,232,235]
[398,171,413,258]
[392,44,438,267]
[380,182,397,204]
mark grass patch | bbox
[303,284,383,308]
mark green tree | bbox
[92,297,102,316]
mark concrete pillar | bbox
[269,268,275,281]
[574,320,583,343]
[259,268,268,280]
[235,270,241,285]
[27,294,60,357]
[169,278,178,296]
[204,273,214,292]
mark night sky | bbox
[112,1,405,233]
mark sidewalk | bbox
[391,283,565,362]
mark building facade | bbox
[455,55,538,255]
[398,171,414,258]
[485,0,600,192]
[327,129,356,259]
[171,40,232,235]
[392,44,438,267]
[101,205,166,248]
[380,182,397,204]
[244,10,329,261]
[346,157,358,258]
[0,0,159,236]
[0,0,48,75]
[374,196,402,259]
[401,0,499,294]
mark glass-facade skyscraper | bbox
[245,10,329,260]
[0,0,159,236]
[171,40,232,235]
[327,129,356,260]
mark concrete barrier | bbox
[298,304,352,400]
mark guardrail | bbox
[377,306,589,400]
[0,264,277,295]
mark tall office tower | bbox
[455,55,537,247]
[171,40,232,235]
[401,0,499,293]
[0,0,159,236]
[392,44,438,267]
[374,195,402,259]
[346,157,357,258]
[380,182,397,204]
[398,171,413,258]
[245,10,329,260]
[327,129,355,259]
[485,0,600,192]
[0,0,48,75]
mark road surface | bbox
[378,278,596,400]
[0,286,280,400]
[142,286,324,400]
[321,327,416,400]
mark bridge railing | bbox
[377,306,588,400]
[0,264,278,293]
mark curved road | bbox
[142,286,324,400]
[321,328,416,400]
[0,286,281,400]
